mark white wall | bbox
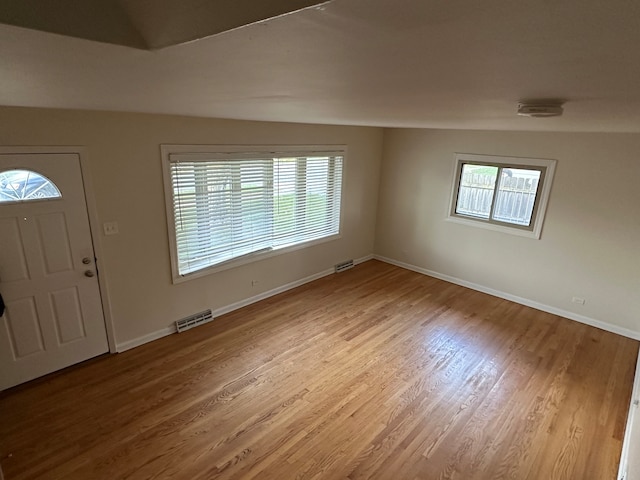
[3,108,639,348]
[375,128,640,337]
[0,107,384,348]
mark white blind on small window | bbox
[169,153,343,275]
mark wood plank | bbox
[0,260,637,479]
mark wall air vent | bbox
[176,309,213,333]
[335,259,354,273]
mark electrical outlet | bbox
[572,296,585,305]
[103,221,119,236]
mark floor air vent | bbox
[176,309,213,333]
[335,259,354,273]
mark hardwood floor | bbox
[0,260,637,480]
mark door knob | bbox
[84,270,95,277]
[82,257,91,265]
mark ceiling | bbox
[1,0,640,132]
[0,0,331,49]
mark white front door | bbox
[0,153,108,390]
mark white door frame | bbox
[619,347,640,480]
[0,146,117,353]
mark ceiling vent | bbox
[517,103,564,118]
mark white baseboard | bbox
[116,326,176,352]
[374,255,640,341]
[207,266,335,321]
[355,254,374,265]
[116,254,372,352]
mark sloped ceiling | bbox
[1,0,640,132]
[0,0,331,48]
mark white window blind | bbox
[168,152,343,276]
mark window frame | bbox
[447,153,556,239]
[161,144,346,283]
[0,168,63,203]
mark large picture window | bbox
[162,145,344,281]
[448,153,556,238]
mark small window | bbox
[448,154,556,238]
[162,145,344,281]
[0,169,62,203]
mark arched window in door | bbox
[0,169,62,203]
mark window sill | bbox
[171,233,342,284]
[445,215,541,239]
